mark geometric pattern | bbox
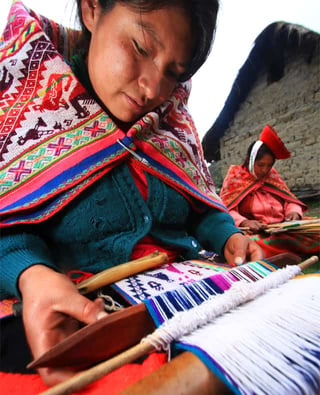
[0,1,225,227]
[112,260,232,304]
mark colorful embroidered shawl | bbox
[0,1,225,227]
[220,165,306,211]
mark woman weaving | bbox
[220,124,320,258]
[0,0,263,390]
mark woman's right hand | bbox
[19,264,107,386]
[240,219,266,234]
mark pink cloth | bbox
[230,189,303,227]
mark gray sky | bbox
[1,0,320,138]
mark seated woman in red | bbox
[220,124,319,258]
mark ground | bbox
[303,197,320,217]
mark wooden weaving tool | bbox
[240,218,320,234]
[38,254,319,395]
[28,253,300,370]
[30,253,320,395]
[77,250,168,295]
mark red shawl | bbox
[0,1,226,227]
[220,165,306,211]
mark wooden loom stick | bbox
[41,342,154,395]
[297,254,319,271]
[239,226,250,231]
[40,255,318,395]
[77,251,168,294]
[240,218,320,233]
[265,218,320,228]
[29,253,301,370]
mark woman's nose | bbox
[138,64,164,102]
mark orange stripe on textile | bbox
[0,352,166,395]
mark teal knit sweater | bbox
[0,164,238,299]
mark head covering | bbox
[259,124,291,159]
[248,124,290,176]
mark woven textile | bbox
[0,1,224,227]
[113,259,276,306]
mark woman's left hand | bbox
[285,212,301,221]
[223,233,264,266]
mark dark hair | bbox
[75,0,219,81]
[242,142,275,169]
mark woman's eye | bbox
[133,40,148,56]
[166,70,179,81]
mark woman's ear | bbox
[81,0,99,33]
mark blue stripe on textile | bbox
[2,187,75,224]
[144,277,223,326]
[1,137,132,213]
[144,299,163,328]
[143,261,276,325]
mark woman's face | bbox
[254,153,274,180]
[81,1,194,128]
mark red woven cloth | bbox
[0,352,166,394]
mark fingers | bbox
[38,366,76,387]
[234,256,244,265]
[58,293,108,325]
[285,212,301,221]
[232,247,246,266]
[224,233,264,266]
[247,239,265,260]
[241,220,265,233]
[233,239,264,264]
[224,233,246,266]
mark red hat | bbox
[259,124,291,159]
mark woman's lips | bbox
[125,94,145,112]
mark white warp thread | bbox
[141,265,320,394]
[179,276,320,395]
[143,264,301,349]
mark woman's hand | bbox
[19,264,107,386]
[285,212,301,221]
[240,219,266,234]
[223,233,264,266]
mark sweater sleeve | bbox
[284,202,303,219]
[192,208,242,256]
[228,207,248,227]
[0,231,58,299]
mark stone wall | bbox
[218,48,320,199]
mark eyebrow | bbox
[136,20,188,69]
